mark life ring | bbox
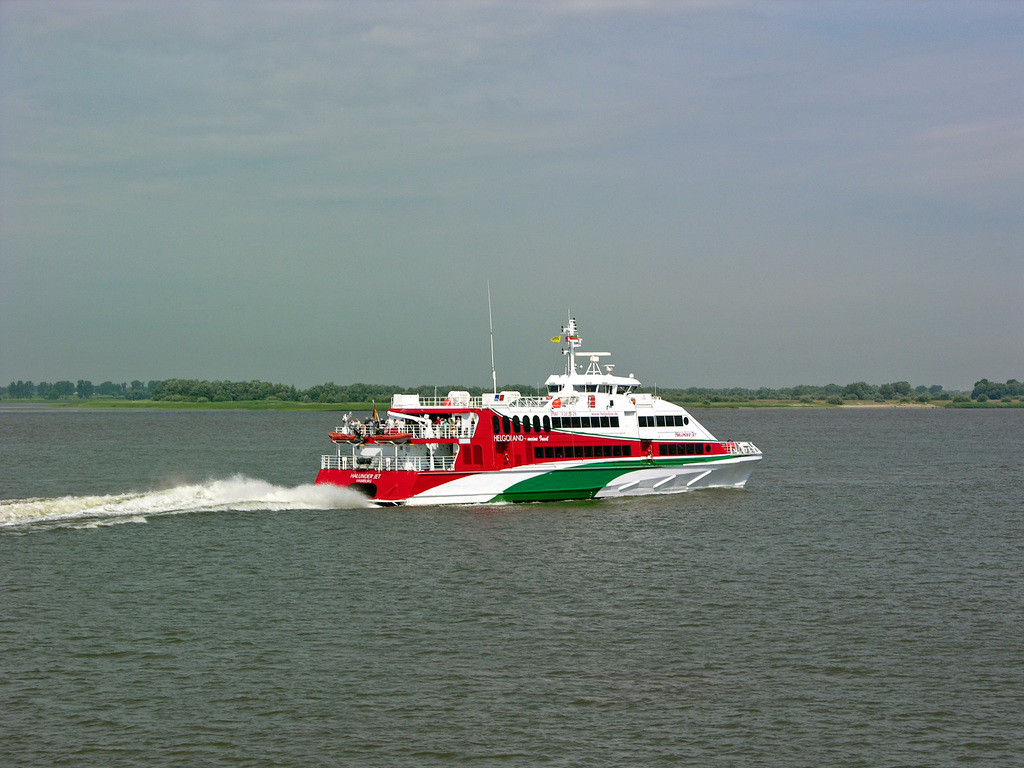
[552,398,561,408]
[443,398,452,406]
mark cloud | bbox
[1,1,1021,387]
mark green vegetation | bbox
[3,377,1022,408]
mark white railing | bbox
[400,396,484,408]
[391,394,554,410]
[336,422,473,440]
[321,454,456,472]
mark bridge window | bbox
[502,415,510,434]
[543,415,551,433]
[512,415,521,433]
[492,415,500,433]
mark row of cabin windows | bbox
[535,444,633,460]
[494,414,552,435]
[494,414,621,433]
[658,443,712,456]
[638,415,690,428]
[552,415,620,429]
[547,384,616,394]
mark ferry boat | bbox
[315,316,762,506]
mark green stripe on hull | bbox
[495,464,633,502]
[492,455,732,503]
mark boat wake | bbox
[0,475,371,530]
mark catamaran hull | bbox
[316,453,761,507]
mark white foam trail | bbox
[0,474,370,529]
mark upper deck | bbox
[392,392,594,411]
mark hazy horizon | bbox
[1,371,1001,396]
[2,2,1021,392]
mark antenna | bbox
[487,282,497,393]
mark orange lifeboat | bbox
[368,432,412,445]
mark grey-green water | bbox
[2,406,1022,766]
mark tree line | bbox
[3,377,1022,403]
[4,380,158,400]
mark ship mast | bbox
[562,313,582,376]
[488,282,497,393]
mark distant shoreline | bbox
[2,399,1019,411]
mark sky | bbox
[1,1,1021,391]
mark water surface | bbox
[2,406,1021,766]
